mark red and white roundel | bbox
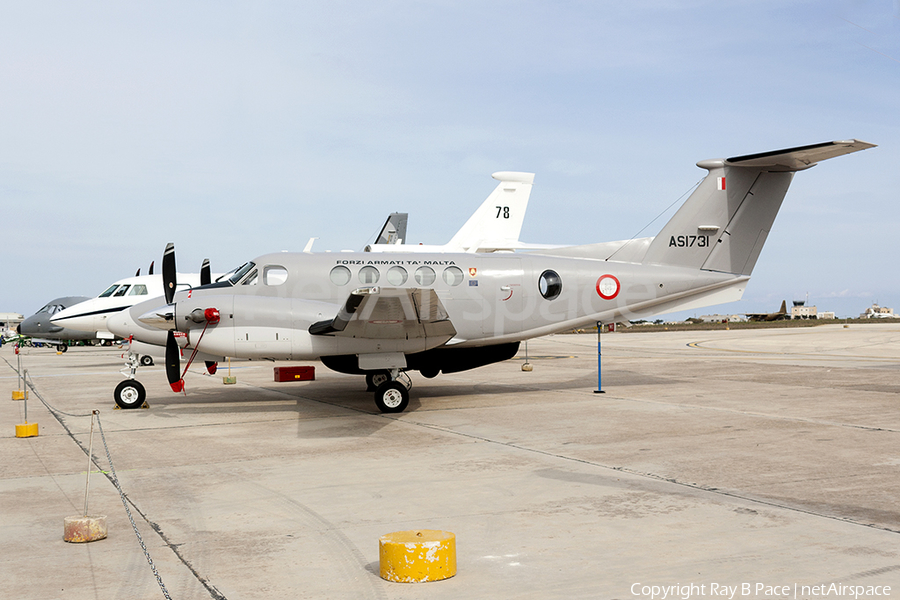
[596,274,620,300]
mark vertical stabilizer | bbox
[375,212,408,245]
[642,140,874,275]
[447,172,534,251]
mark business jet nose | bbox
[138,305,176,330]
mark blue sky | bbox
[2,1,898,319]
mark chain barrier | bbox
[8,361,173,600]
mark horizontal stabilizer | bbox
[724,139,876,172]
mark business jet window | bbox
[442,266,464,286]
[99,285,119,298]
[539,270,562,300]
[414,266,435,286]
[128,285,148,296]
[359,266,380,285]
[113,285,130,297]
[264,266,288,286]
[330,266,351,285]
[386,266,408,286]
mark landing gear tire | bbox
[57,344,68,353]
[114,380,146,409]
[139,355,154,366]
[365,370,391,392]
[374,381,409,413]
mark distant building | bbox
[860,303,896,319]
[0,312,24,334]
[790,303,818,319]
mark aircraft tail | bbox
[374,212,408,245]
[447,171,534,251]
[641,140,875,275]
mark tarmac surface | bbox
[2,323,899,599]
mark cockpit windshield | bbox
[98,284,119,298]
[217,261,256,286]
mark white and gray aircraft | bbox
[104,140,872,412]
[17,297,93,351]
[51,261,215,348]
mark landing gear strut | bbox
[115,348,147,409]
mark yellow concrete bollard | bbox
[15,422,39,438]
[12,390,27,401]
[379,530,456,583]
[223,376,237,384]
[64,516,108,543]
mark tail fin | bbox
[447,171,534,251]
[374,212,408,245]
[642,140,875,275]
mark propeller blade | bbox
[135,268,141,277]
[166,330,184,393]
[163,243,177,304]
[205,361,218,375]
[201,258,211,286]
[149,261,154,276]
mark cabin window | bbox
[442,266,464,286]
[414,266,435,286]
[359,266,380,285]
[128,285,148,296]
[539,270,562,300]
[264,266,288,286]
[386,266,408,286]
[330,266,351,285]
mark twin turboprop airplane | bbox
[105,140,872,412]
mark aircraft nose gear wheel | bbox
[114,380,146,409]
[374,381,410,413]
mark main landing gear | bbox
[369,369,412,413]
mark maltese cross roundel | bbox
[596,274,620,300]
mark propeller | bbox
[161,243,183,391]
[163,242,177,304]
[166,331,184,393]
[201,258,211,286]
[155,243,219,392]
[148,261,154,276]
[135,268,141,277]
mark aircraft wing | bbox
[309,287,457,341]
